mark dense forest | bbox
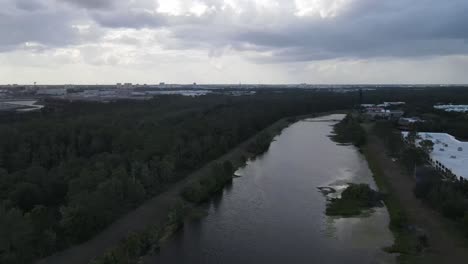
[2,86,468,263]
[0,91,354,264]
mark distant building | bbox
[390,110,405,119]
[131,91,146,96]
[116,83,132,89]
[434,104,468,113]
[398,117,424,129]
[383,102,405,107]
[25,86,38,92]
[36,88,67,96]
[361,102,405,109]
[364,107,404,120]
[402,132,468,180]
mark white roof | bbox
[434,105,468,112]
[400,117,423,123]
[384,101,405,105]
[402,132,468,180]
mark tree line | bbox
[332,114,367,148]
[0,91,354,264]
[4,86,468,263]
[373,121,468,237]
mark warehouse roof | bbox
[402,132,468,180]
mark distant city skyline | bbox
[2,0,468,84]
[3,83,468,86]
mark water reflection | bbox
[147,114,395,264]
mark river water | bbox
[149,114,395,264]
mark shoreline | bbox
[38,111,343,264]
[330,115,420,263]
[362,139,418,263]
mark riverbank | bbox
[38,112,339,264]
[363,123,468,264]
[362,134,423,264]
[330,116,421,263]
[143,113,395,264]
[90,119,294,264]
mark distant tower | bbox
[359,88,363,105]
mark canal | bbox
[147,114,395,264]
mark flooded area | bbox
[148,114,395,264]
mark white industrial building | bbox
[434,105,468,113]
[383,101,405,106]
[402,132,468,180]
[360,102,406,108]
[398,117,424,128]
[364,107,404,120]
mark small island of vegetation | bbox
[326,184,383,217]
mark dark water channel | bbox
[148,114,395,264]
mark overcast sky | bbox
[1,0,468,84]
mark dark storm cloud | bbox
[181,0,468,61]
[58,0,115,9]
[15,0,46,11]
[81,0,465,62]
[0,9,80,51]
[0,0,92,52]
[92,10,167,29]
[2,0,468,63]
[233,16,468,62]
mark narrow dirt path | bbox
[36,118,291,264]
[365,130,468,263]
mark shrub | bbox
[181,163,233,204]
